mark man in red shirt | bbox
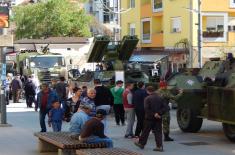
[36,83,58,132]
[123,82,135,138]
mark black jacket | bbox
[132,88,148,111]
[24,81,36,96]
[94,85,114,107]
[144,93,167,120]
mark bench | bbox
[34,132,107,155]
[76,148,143,155]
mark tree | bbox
[13,0,91,39]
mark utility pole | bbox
[0,2,13,126]
[0,46,7,125]
[197,0,202,68]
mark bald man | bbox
[81,88,96,117]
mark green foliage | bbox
[13,0,91,39]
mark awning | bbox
[129,54,167,63]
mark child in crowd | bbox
[48,100,64,132]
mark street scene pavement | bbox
[0,100,234,155]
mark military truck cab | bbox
[17,51,68,84]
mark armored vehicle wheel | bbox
[177,107,203,133]
[223,123,235,142]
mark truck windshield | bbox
[30,56,65,68]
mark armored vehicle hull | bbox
[168,58,235,142]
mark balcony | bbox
[141,32,163,47]
[142,33,151,43]
[203,31,224,38]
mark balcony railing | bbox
[143,33,151,40]
[203,31,224,38]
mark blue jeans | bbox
[85,136,113,148]
[96,105,110,134]
[52,121,62,132]
[39,109,49,132]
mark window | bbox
[130,0,135,8]
[230,0,235,8]
[141,19,151,43]
[206,16,224,32]
[228,17,235,32]
[103,13,110,23]
[152,0,163,12]
[171,17,181,33]
[129,23,135,36]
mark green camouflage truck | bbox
[167,56,235,142]
[17,50,69,84]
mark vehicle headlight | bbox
[50,73,59,77]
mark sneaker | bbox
[124,135,132,139]
[153,146,164,152]
[134,142,144,149]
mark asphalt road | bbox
[0,101,234,155]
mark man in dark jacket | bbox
[11,74,22,103]
[36,83,58,132]
[55,77,67,110]
[134,86,167,152]
[94,79,113,132]
[132,81,148,137]
[24,76,36,108]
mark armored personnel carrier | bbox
[167,54,235,142]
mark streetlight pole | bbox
[197,0,202,68]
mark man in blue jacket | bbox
[36,83,58,132]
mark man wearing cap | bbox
[69,103,92,135]
[79,109,113,148]
[36,83,58,132]
[157,80,183,141]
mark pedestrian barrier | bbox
[34,132,107,155]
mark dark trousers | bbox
[25,95,35,107]
[39,109,49,132]
[12,90,19,103]
[113,104,125,124]
[5,90,9,105]
[139,119,163,148]
[135,109,145,136]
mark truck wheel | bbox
[177,107,203,133]
[223,123,235,142]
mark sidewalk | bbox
[0,100,234,155]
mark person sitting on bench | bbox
[79,109,113,148]
[69,103,92,135]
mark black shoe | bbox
[116,123,120,126]
[134,142,144,149]
[153,146,164,152]
[165,136,174,141]
[122,122,126,126]
[124,134,134,139]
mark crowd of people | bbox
[5,74,183,152]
